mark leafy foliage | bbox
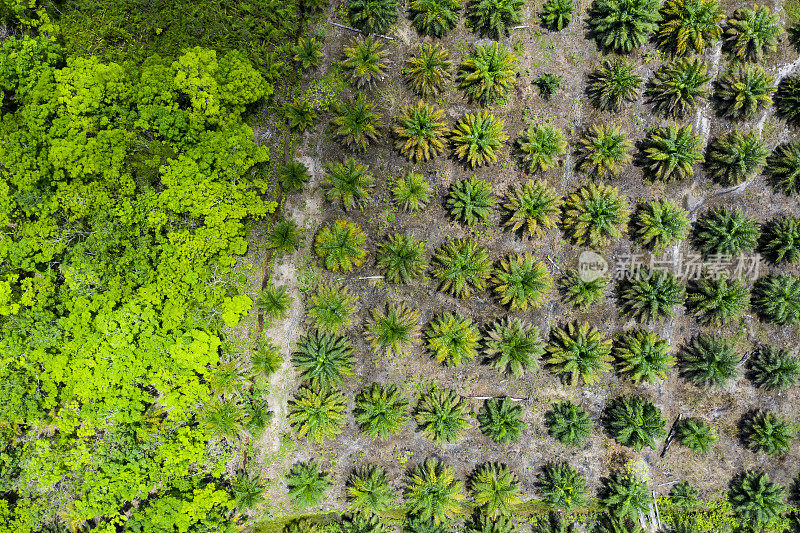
[774,76,800,127]
[343,37,389,88]
[348,0,399,35]
[483,318,545,377]
[562,182,631,248]
[676,417,718,453]
[613,329,674,383]
[714,65,776,120]
[760,217,800,263]
[267,218,305,257]
[466,515,518,533]
[576,123,633,178]
[292,330,354,387]
[451,111,509,167]
[279,160,312,194]
[534,73,563,99]
[519,124,567,173]
[415,387,471,443]
[469,462,522,518]
[537,463,588,511]
[287,461,330,509]
[477,397,527,444]
[393,101,448,162]
[587,0,661,53]
[431,239,492,298]
[405,518,450,533]
[447,176,495,226]
[285,99,318,131]
[678,334,741,387]
[670,481,700,508]
[364,304,421,356]
[293,38,323,70]
[324,158,375,209]
[743,410,797,455]
[203,399,244,440]
[405,458,465,525]
[747,346,800,391]
[252,339,283,378]
[646,58,710,117]
[728,471,786,528]
[693,207,760,256]
[546,322,613,386]
[232,472,265,510]
[587,59,643,112]
[354,383,410,440]
[618,269,686,322]
[492,254,552,311]
[404,43,453,98]
[752,274,800,325]
[560,270,609,309]
[255,283,293,322]
[641,125,703,181]
[393,171,432,211]
[410,0,461,36]
[340,513,388,533]
[602,473,653,524]
[306,284,357,334]
[723,6,782,62]
[502,180,562,238]
[376,233,428,283]
[467,0,525,37]
[705,130,769,185]
[458,43,518,105]
[541,0,574,30]
[546,400,594,446]
[767,140,800,195]
[315,220,367,273]
[632,199,690,251]
[425,312,481,366]
[347,466,394,514]
[332,93,383,152]
[657,0,723,55]
[686,277,749,326]
[604,396,666,451]
[288,385,348,443]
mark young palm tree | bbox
[546,400,593,446]
[288,385,347,443]
[693,207,760,256]
[255,283,293,322]
[354,383,410,439]
[348,0,399,35]
[294,37,323,70]
[414,387,471,443]
[284,519,322,533]
[314,219,367,272]
[292,330,354,387]
[458,43,518,105]
[267,218,304,257]
[324,158,375,209]
[203,399,244,441]
[232,472,265,510]
[743,410,797,455]
[410,0,460,36]
[278,159,311,194]
[560,270,609,309]
[451,112,509,167]
[466,516,516,533]
[562,182,631,248]
[285,99,318,131]
[469,463,522,518]
[393,171,432,211]
[723,6,782,62]
[502,180,562,238]
[252,339,282,378]
[587,0,661,53]
[678,334,740,387]
[602,472,653,523]
[657,0,723,55]
[425,311,481,366]
[405,458,465,525]
[676,417,718,453]
[534,73,562,99]
[404,518,449,533]
[646,58,711,117]
[604,396,667,451]
[431,238,491,298]
[546,322,613,386]
[477,397,527,444]
[376,233,427,283]
[287,461,330,509]
[748,346,800,391]
[446,176,495,226]
[306,284,357,334]
[343,37,389,88]
[715,65,776,120]
[541,0,574,30]
[364,303,421,356]
[686,277,749,326]
[728,471,786,528]
[670,481,700,508]
[641,125,703,181]
[518,124,567,173]
[483,318,544,377]
[760,217,800,263]
[492,253,553,311]
[617,269,686,322]
[537,463,588,511]
[576,123,632,178]
[753,274,800,325]
[767,140,800,195]
[632,199,690,251]
[340,513,387,533]
[613,329,675,383]
[393,101,448,162]
[347,466,394,514]
[774,76,800,127]
[331,94,382,152]
[587,59,643,112]
[467,0,525,37]
[404,43,453,98]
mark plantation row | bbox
[280,458,792,532]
